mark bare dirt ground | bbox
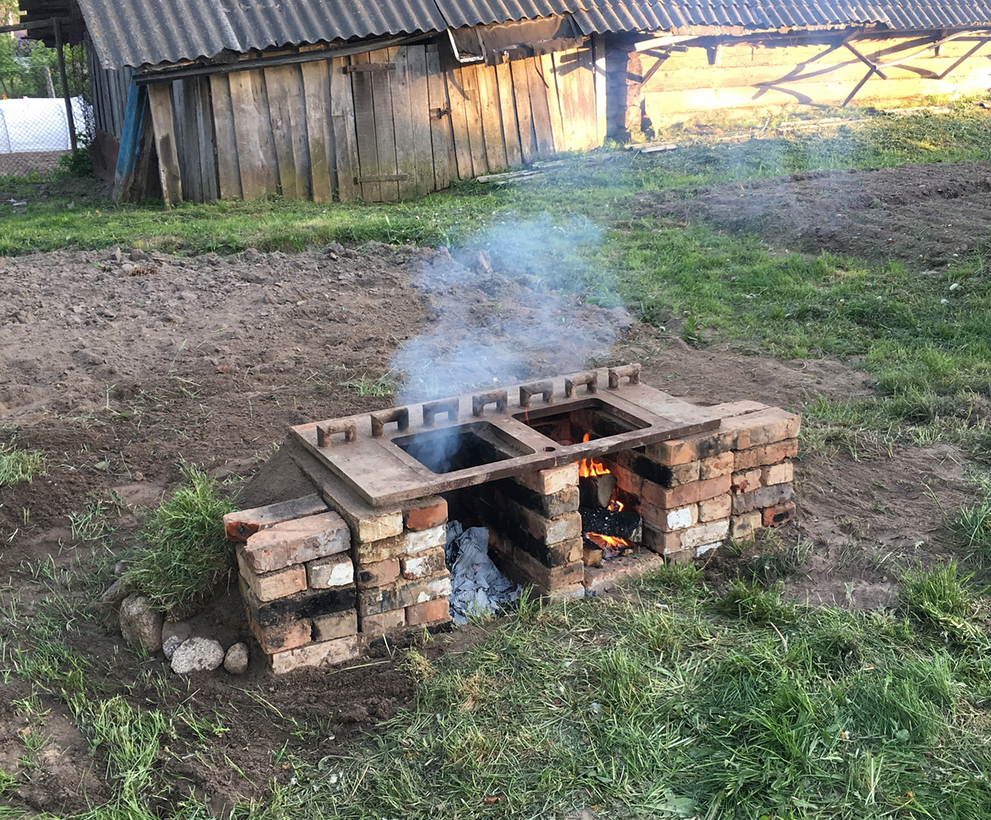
[0,161,980,815]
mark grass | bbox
[123,463,237,618]
[247,569,991,820]
[0,443,44,487]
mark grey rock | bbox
[162,635,183,660]
[119,594,164,653]
[170,638,225,674]
[161,620,192,647]
[224,642,249,675]
[94,577,136,627]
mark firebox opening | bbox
[393,422,532,474]
[512,398,648,445]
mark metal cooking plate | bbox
[291,366,720,507]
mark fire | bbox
[585,533,629,550]
[578,433,610,479]
[578,433,633,558]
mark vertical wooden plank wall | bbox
[162,43,602,203]
[147,82,183,206]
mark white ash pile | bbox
[445,522,520,625]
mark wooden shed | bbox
[65,0,991,204]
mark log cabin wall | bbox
[147,41,601,204]
[619,32,991,133]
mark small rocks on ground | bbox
[170,637,225,674]
[118,593,164,653]
[224,642,249,674]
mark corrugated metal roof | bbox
[78,0,448,68]
[79,0,991,69]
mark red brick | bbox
[763,501,796,528]
[404,497,448,531]
[361,608,407,635]
[247,609,312,655]
[729,512,762,542]
[356,559,400,590]
[241,511,349,573]
[223,494,329,543]
[356,532,408,564]
[358,575,452,617]
[762,462,794,487]
[407,598,451,627]
[641,473,732,508]
[731,469,762,495]
[514,464,579,495]
[641,526,681,555]
[698,494,732,522]
[401,548,447,580]
[647,428,739,466]
[269,635,360,673]
[312,610,358,641]
[236,548,307,602]
[722,408,801,450]
[699,451,734,480]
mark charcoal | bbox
[580,508,642,541]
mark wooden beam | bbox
[938,39,989,79]
[147,82,183,206]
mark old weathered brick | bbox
[506,547,583,593]
[241,511,350,573]
[646,428,739,466]
[246,608,312,654]
[762,462,794,487]
[722,408,800,450]
[762,501,796,528]
[641,526,681,555]
[732,483,795,515]
[356,531,408,564]
[610,463,643,497]
[224,494,330,543]
[695,542,721,557]
[358,575,452,617]
[493,479,580,519]
[699,451,734,480]
[731,468,762,494]
[641,473,732,509]
[513,463,579,496]
[729,512,763,542]
[236,549,307,602]
[306,554,354,589]
[361,608,407,635]
[401,548,447,580]
[403,496,448,531]
[708,400,769,418]
[698,494,732,523]
[312,610,358,641]
[664,549,695,565]
[407,525,447,554]
[406,598,451,627]
[356,559,400,590]
[679,519,729,550]
[240,576,356,627]
[269,635,360,673]
[653,504,697,533]
[347,509,404,544]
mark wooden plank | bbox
[577,46,600,150]
[425,44,452,190]
[446,64,473,180]
[287,65,312,200]
[510,58,535,164]
[391,47,418,200]
[371,47,401,201]
[228,70,278,200]
[494,61,521,168]
[147,81,183,206]
[329,56,359,202]
[349,51,382,201]
[552,51,581,152]
[540,52,566,154]
[561,48,595,152]
[461,62,488,176]
[525,57,554,156]
[172,80,198,202]
[209,74,242,199]
[475,62,507,172]
[301,59,336,202]
[192,76,219,202]
[406,45,434,197]
[264,65,301,198]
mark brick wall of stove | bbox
[226,496,453,673]
[225,400,800,671]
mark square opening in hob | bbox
[393,422,533,474]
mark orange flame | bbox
[585,532,630,550]
[578,433,611,478]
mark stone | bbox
[118,594,164,653]
[162,636,183,660]
[94,576,136,626]
[224,642,249,674]
[170,637,225,674]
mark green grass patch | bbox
[262,574,991,820]
[124,463,237,619]
[0,444,44,487]
[953,497,991,567]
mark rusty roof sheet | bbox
[79,0,991,68]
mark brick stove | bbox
[224,364,800,673]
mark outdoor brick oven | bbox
[224,364,799,673]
